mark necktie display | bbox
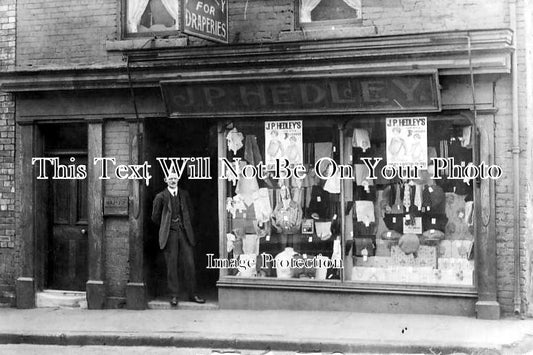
[422,185,432,212]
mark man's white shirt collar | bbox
[167,187,178,196]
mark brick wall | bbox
[15,0,509,53]
[16,0,122,68]
[226,0,507,43]
[0,0,18,301]
[515,0,533,316]
[494,76,515,314]
[526,0,533,318]
[362,0,507,36]
[226,0,293,44]
[103,120,130,303]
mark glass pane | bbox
[346,118,475,287]
[131,0,178,33]
[223,120,340,280]
[310,0,359,22]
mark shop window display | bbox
[224,121,341,280]
[223,118,475,287]
[347,119,475,286]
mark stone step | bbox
[147,299,219,311]
[0,290,15,308]
[35,290,87,309]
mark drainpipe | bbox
[510,0,521,315]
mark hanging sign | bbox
[386,117,428,169]
[264,120,303,169]
[183,0,228,44]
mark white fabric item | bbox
[324,169,341,194]
[352,128,371,152]
[160,0,180,29]
[414,184,423,211]
[226,128,244,154]
[238,254,257,277]
[332,238,342,262]
[300,0,322,23]
[355,200,375,227]
[275,247,295,279]
[226,233,236,253]
[315,255,329,280]
[252,188,272,223]
[127,0,150,33]
[462,126,472,148]
[243,234,260,255]
[315,221,332,240]
[464,201,474,226]
[354,164,374,192]
[342,0,361,16]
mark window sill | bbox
[106,37,187,52]
[217,276,478,297]
[279,25,376,42]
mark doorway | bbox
[144,118,219,303]
[42,124,88,292]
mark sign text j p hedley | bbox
[184,0,228,44]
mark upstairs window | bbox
[300,0,361,24]
[127,0,180,34]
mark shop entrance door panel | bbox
[48,156,88,291]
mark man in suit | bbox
[151,172,205,306]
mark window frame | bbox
[295,0,363,30]
[121,0,183,39]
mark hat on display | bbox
[380,230,402,241]
[398,233,420,255]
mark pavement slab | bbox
[0,308,531,354]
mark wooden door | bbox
[48,156,88,291]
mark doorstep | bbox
[35,289,87,309]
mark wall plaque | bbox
[103,196,129,216]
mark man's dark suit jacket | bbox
[151,188,195,249]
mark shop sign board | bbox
[103,196,129,216]
[161,73,440,117]
[264,120,303,168]
[386,116,428,169]
[183,0,228,44]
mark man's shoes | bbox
[189,295,206,304]
[170,296,178,306]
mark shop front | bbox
[4,29,510,318]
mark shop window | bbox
[126,0,180,34]
[223,117,476,287]
[347,120,475,287]
[224,121,341,280]
[299,0,361,25]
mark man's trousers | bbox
[164,229,196,298]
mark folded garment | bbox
[243,234,260,255]
[355,200,375,227]
[315,221,332,240]
[352,128,371,152]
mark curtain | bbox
[128,0,150,33]
[161,0,180,29]
[300,0,322,23]
[342,0,361,17]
